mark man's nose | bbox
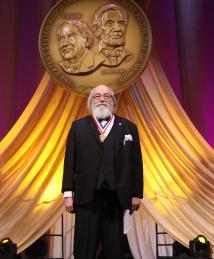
[113,22,121,31]
[100,96,106,101]
[62,35,72,45]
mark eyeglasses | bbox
[92,94,113,101]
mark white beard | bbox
[91,105,113,119]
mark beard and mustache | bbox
[101,32,126,48]
[91,103,114,119]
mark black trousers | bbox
[73,190,123,259]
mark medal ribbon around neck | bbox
[93,115,115,142]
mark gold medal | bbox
[99,134,106,142]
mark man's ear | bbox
[93,25,102,38]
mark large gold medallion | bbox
[39,0,152,95]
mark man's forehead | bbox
[61,24,79,34]
[103,10,125,21]
[93,85,112,94]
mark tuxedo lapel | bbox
[114,116,123,156]
[87,116,100,142]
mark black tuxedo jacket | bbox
[62,115,143,209]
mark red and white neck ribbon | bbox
[93,114,115,139]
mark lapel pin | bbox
[119,122,122,126]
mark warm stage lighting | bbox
[189,235,211,258]
[0,238,17,259]
[198,235,206,244]
[2,239,10,244]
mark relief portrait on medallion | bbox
[56,3,132,75]
[92,3,132,67]
[57,20,104,74]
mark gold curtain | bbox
[118,54,214,252]
[0,53,213,255]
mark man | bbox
[62,84,143,259]
[92,4,132,67]
[57,20,104,74]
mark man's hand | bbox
[64,197,74,213]
[131,197,141,214]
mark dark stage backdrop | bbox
[0,0,214,147]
